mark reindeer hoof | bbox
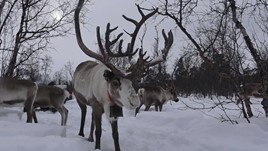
[87,137,94,142]
[248,113,254,118]
[78,133,85,137]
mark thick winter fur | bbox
[0,77,38,123]
[135,86,179,116]
[33,85,69,126]
[73,60,140,151]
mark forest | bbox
[1,1,268,151]
[1,0,268,96]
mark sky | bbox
[49,0,268,76]
[1,96,268,151]
[51,0,179,73]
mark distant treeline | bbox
[144,54,268,98]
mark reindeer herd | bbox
[1,0,268,151]
[0,77,71,125]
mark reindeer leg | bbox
[159,103,163,112]
[237,98,242,105]
[154,104,158,111]
[135,103,143,116]
[24,100,34,123]
[55,107,63,126]
[88,112,94,142]
[144,105,151,111]
[63,106,68,126]
[92,104,102,150]
[32,110,38,123]
[111,120,121,151]
[55,107,66,126]
[261,99,268,117]
[74,91,88,137]
[77,101,87,137]
[144,101,152,111]
[245,98,253,118]
[155,100,161,112]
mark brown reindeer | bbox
[73,1,174,150]
[238,82,268,117]
[0,77,37,123]
[135,86,179,116]
[32,85,69,126]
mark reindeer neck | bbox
[107,91,116,105]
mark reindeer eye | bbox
[112,80,120,87]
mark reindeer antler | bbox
[123,5,158,57]
[96,23,138,61]
[74,0,174,90]
[121,5,173,84]
[74,0,137,77]
[126,29,173,90]
[147,29,173,67]
[74,0,103,62]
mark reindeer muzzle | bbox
[174,98,179,102]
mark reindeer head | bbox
[74,0,174,108]
[103,69,140,110]
[169,88,179,102]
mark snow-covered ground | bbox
[1,96,268,151]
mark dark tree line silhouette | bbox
[143,51,268,98]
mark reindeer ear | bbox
[103,70,114,81]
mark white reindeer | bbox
[135,86,179,116]
[74,0,174,150]
[0,77,37,123]
[32,85,69,126]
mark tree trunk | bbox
[228,0,267,80]
[4,1,26,77]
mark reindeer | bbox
[135,86,179,116]
[31,85,69,126]
[0,77,37,123]
[238,82,268,117]
[73,1,173,151]
[36,82,73,113]
[50,81,74,102]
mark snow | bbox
[1,96,268,151]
